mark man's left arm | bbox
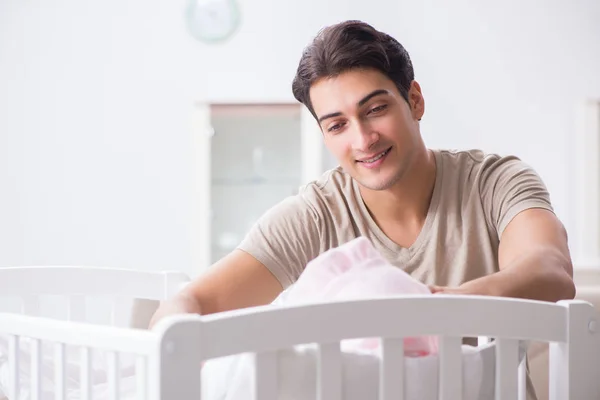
[443,207,576,302]
[431,155,576,302]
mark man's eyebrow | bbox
[318,111,342,124]
[317,89,390,124]
[357,89,389,107]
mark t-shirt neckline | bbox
[352,149,444,262]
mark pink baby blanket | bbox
[282,236,439,357]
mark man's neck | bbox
[359,149,437,228]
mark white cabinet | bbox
[192,102,338,270]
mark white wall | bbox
[1,0,599,275]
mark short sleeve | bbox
[478,155,554,238]
[236,194,323,289]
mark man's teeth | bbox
[362,149,387,163]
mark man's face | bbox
[309,68,424,191]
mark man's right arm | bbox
[149,250,282,328]
[149,193,323,328]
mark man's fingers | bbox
[428,285,445,293]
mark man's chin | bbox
[355,176,396,192]
[352,167,407,191]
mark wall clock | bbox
[184,0,241,44]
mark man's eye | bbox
[328,123,344,132]
[369,105,387,114]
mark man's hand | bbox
[428,285,469,295]
[148,291,202,329]
[430,208,576,302]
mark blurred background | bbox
[1,0,599,279]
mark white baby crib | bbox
[0,265,190,399]
[152,295,600,400]
[1,266,600,399]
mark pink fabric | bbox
[283,236,439,357]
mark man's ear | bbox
[408,80,425,121]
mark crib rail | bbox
[0,313,156,354]
[154,295,600,400]
[0,266,188,299]
[0,266,190,327]
[0,312,159,400]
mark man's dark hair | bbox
[292,20,415,120]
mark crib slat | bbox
[80,347,92,400]
[495,338,519,400]
[68,295,86,322]
[439,336,462,399]
[21,296,41,316]
[110,298,120,326]
[9,335,19,399]
[31,338,42,400]
[55,343,66,400]
[136,356,147,400]
[518,357,527,400]
[380,338,404,400]
[108,351,120,399]
[317,343,342,400]
[254,351,278,400]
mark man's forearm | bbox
[459,248,576,302]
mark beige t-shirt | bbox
[238,148,553,289]
[238,148,551,400]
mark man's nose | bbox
[352,122,379,152]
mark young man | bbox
[150,20,575,397]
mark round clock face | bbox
[184,0,241,44]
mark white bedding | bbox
[199,340,511,400]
